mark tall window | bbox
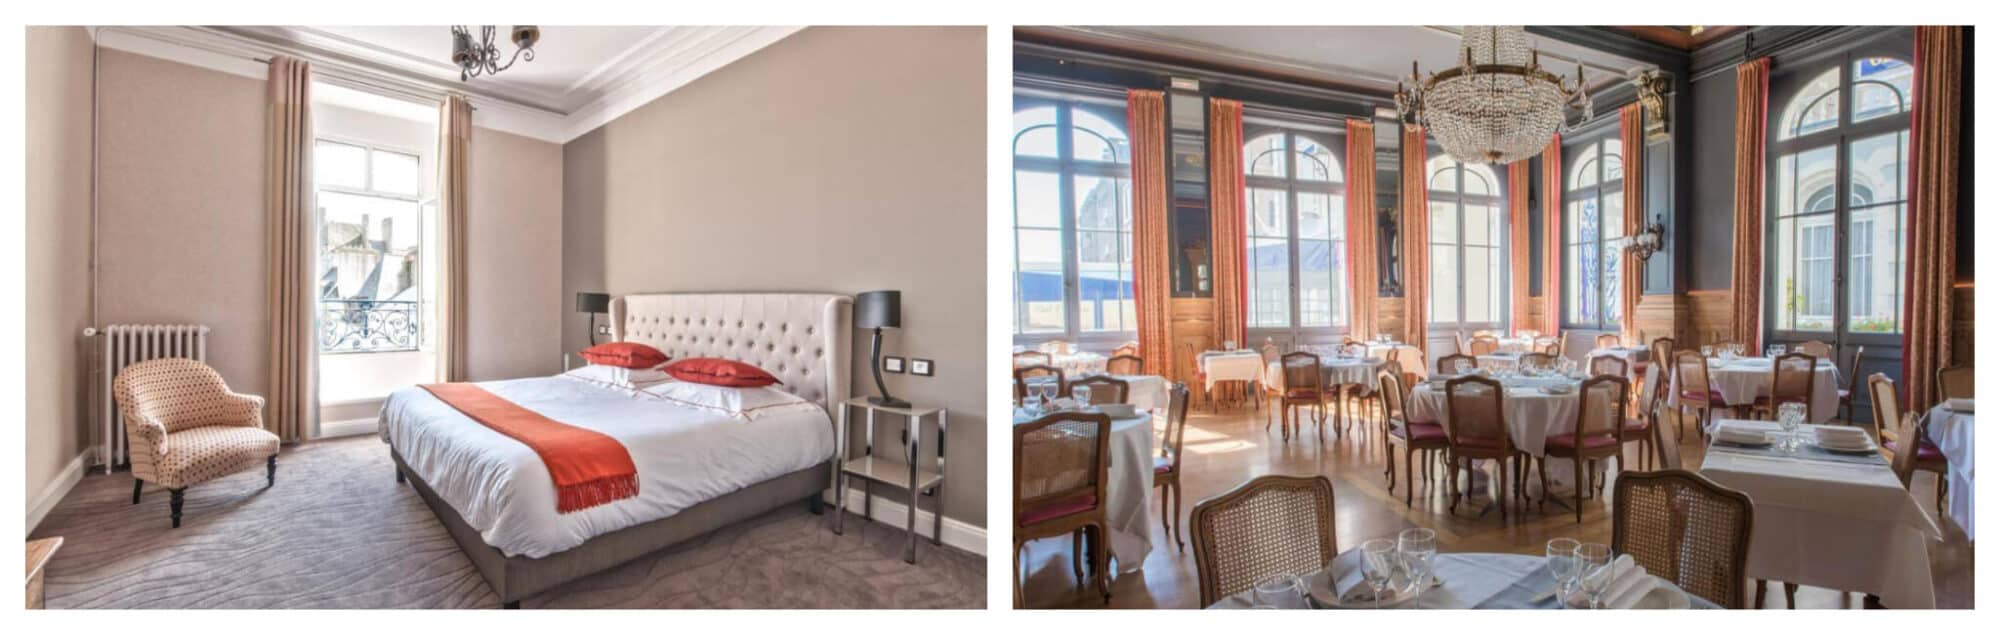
[1771,56,1910,336]
[1426,156,1504,330]
[1564,137,1624,331]
[1243,127,1347,336]
[1012,97,1134,343]
[315,139,427,353]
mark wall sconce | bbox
[1612,214,1668,262]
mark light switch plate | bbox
[910,358,933,376]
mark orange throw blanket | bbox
[420,383,639,513]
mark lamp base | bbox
[866,396,912,409]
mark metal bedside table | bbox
[832,397,947,564]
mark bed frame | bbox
[390,292,853,608]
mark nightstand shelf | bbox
[832,397,947,564]
[841,456,944,492]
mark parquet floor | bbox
[1015,401,1974,609]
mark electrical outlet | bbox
[596,324,611,335]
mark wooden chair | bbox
[1153,383,1192,554]
[1105,354,1145,376]
[1013,411,1113,606]
[1189,475,1338,608]
[1442,375,1525,520]
[1535,335,1562,356]
[1870,373,1948,515]
[1673,350,1724,440]
[1611,470,1754,609]
[1621,374,1670,472]
[1275,352,1331,442]
[1588,355,1629,378]
[1646,337,1675,396]
[1837,345,1866,424]
[1338,340,1367,357]
[1936,365,1974,403]
[1013,364,1064,404]
[1519,352,1557,373]
[1595,333,1623,349]
[1111,342,1140,358]
[1751,352,1816,419]
[1381,367,1447,508]
[1539,376,1628,523]
[1651,405,1684,470]
[1066,375,1129,405]
[1466,334,1500,356]
[1013,350,1052,368]
[1435,353,1475,376]
[1796,340,1834,361]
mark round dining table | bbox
[1207,550,1717,609]
[1012,408,1155,574]
[1641,356,1842,422]
[1405,374,1621,489]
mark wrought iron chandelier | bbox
[450,26,540,81]
[1394,26,1592,164]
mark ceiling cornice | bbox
[91,25,801,144]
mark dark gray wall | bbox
[1688,71,1738,291]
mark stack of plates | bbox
[1714,424,1771,447]
[1814,426,1877,453]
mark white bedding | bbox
[379,376,836,558]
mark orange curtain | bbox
[265,56,315,443]
[1208,98,1247,350]
[1345,120,1379,339]
[1619,104,1645,343]
[1507,160,1531,335]
[1904,26,1962,406]
[1541,136,1562,336]
[1128,90,1172,376]
[1729,58,1770,351]
[1400,125,1430,355]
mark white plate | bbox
[1715,434,1773,448]
[1630,577,1692,609]
[1816,438,1879,453]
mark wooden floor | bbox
[1016,400,1975,609]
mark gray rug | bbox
[31,436,985,609]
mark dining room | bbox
[1008,24,1973,610]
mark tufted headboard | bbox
[611,293,852,415]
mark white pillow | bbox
[562,364,672,392]
[641,380,822,421]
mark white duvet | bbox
[379,376,836,558]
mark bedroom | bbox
[22,24,987,609]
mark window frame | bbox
[1424,152,1508,335]
[1242,122,1350,347]
[1562,135,1625,332]
[1010,94,1136,348]
[313,136,430,355]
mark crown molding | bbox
[90,25,800,144]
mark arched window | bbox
[1427,155,1505,331]
[1564,136,1623,331]
[1770,54,1910,339]
[1011,97,1133,340]
[1244,126,1347,336]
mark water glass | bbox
[1701,345,1715,358]
[1545,538,1581,608]
[1398,528,1438,596]
[1359,539,1399,609]
[1574,543,1614,609]
[1778,402,1806,452]
[1022,393,1043,415]
[1251,573,1305,609]
[1072,385,1093,407]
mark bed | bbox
[379,292,852,608]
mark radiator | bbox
[94,324,210,473]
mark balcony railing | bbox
[320,299,420,353]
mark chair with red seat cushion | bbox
[1540,375,1630,523]
[1869,373,1950,516]
[1276,352,1332,443]
[1152,383,1192,553]
[1750,353,1817,420]
[1379,368,1448,508]
[1673,350,1725,440]
[1443,375,1526,520]
[1014,411,1112,607]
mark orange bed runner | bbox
[420,383,639,513]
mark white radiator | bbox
[93,324,210,473]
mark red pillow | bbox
[579,342,669,369]
[665,357,782,387]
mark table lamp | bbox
[855,290,909,408]
[575,292,610,345]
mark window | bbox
[1426,156,1505,330]
[1012,97,1134,343]
[1771,56,1910,336]
[1243,127,1347,337]
[1563,137,1624,331]
[315,139,428,353]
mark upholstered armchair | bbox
[113,358,280,528]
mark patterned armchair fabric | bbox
[113,358,279,490]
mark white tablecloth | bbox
[1047,352,1107,375]
[1644,357,1842,422]
[1476,353,1523,373]
[1698,419,1942,608]
[1199,350,1266,393]
[1367,343,1427,378]
[1263,358,1390,395]
[1406,377,1618,490]
[1587,346,1650,367]
[1023,374,1169,411]
[1497,336,1535,353]
[1014,409,1154,574]
[1208,551,1716,609]
[1927,404,1975,539]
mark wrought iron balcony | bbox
[320,299,420,353]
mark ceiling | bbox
[1020,26,1654,95]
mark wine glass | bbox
[1072,384,1093,408]
[1574,543,1615,609]
[1037,382,1060,409]
[1251,573,1304,609]
[1545,538,1581,609]
[1701,345,1715,359]
[1022,392,1043,416]
[1359,539,1399,609]
[1399,528,1438,598]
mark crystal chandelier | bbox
[451,26,540,81]
[1394,26,1592,164]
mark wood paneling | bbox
[1168,297,1216,388]
[1376,296,1405,344]
[1688,289,1734,345]
[1632,293,1690,345]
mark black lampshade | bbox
[575,292,611,314]
[855,290,901,330]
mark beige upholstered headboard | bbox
[611,293,852,414]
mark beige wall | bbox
[562,26,988,526]
[25,26,98,523]
[467,127,564,380]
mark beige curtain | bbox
[1128,90,1171,376]
[1345,120,1379,340]
[1400,125,1430,357]
[1619,104,1645,342]
[265,56,315,443]
[1208,98,1247,349]
[1540,136,1562,336]
[1507,160,1531,334]
[437,95,472,381]
[1904,26,1962,406]
[1729,58,1770,351]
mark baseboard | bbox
[317,417,378,439]
[28,451,90,534]
[823,488,987,556]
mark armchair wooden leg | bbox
[396,465,407,484]
[1755,580,1767,608]
[169,488,185,528]
[1784,582,1798,608]
[132,479,143,505]
[267,455,277,487]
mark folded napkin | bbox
[1947,398,1975,413]
[1575,554,1650,608]
[1814,426,1870,446]
[1713,424,1769,446]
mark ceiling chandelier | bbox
[450,26,540,81]
[1394,26,1592,164]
